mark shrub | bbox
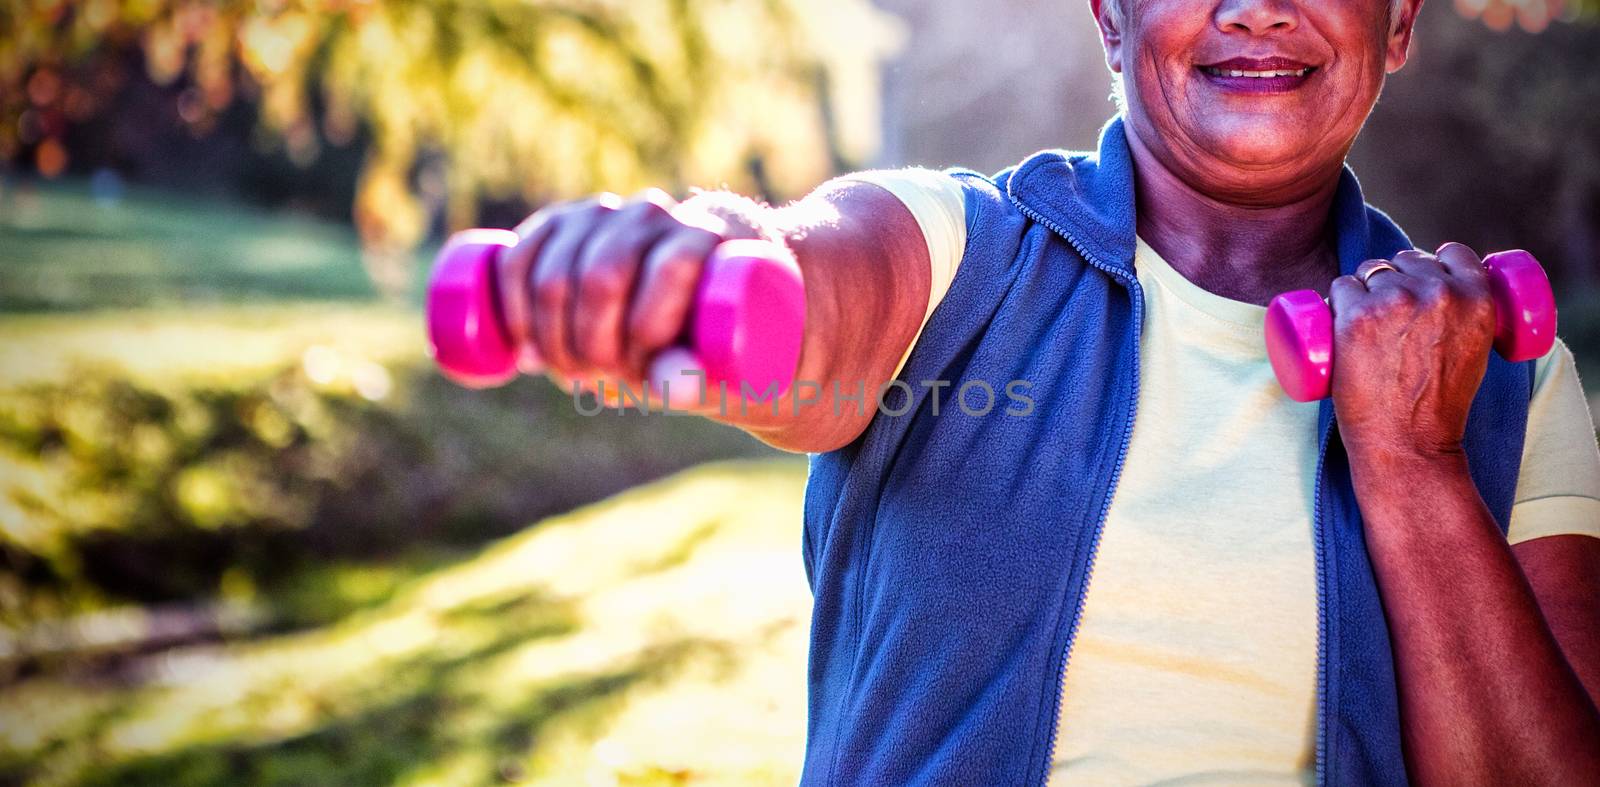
[0,353,772,627]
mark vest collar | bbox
[1004,115,1412,281]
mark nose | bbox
[1214,0,1299,34]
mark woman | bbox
[492,0,1600,783]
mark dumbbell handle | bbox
[1264,249,1556,403]
[426,229,806,403]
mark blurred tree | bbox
[1351,7,1600,297]
[0,0,903,294]
[1455,0,1600,32]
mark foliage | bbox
[1455,0,1600,31]
[0,460,813,786]
[0,181,773,635]
[0,0,904,292]
[0,321,773,631]
[0,176,805,785]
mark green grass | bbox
[0,178,408,312]
[0,304,422,388]
[0,460,812,787]
[0,180,802,785]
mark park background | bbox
[2,1,1598,784]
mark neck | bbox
[1126,124,1344,305]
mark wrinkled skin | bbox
[1327,244,1496,463]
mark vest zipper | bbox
[1311,414,1335,786]
[1009,199,1143,787]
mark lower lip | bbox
[1198,68,1315,94]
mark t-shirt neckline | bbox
[1133,236,1271,332]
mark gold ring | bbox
[1356,260,1400,286]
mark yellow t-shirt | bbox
[841,169,1600,785]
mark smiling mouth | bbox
[1199,65,1314,78]
[1196,58,1319,93]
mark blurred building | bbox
[874,1,1116,172]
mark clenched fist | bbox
[1328,242,1498,468]
[495,189,760,397]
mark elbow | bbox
[746,415,869,454]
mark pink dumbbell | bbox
[426,229,806,402]
[1265,249,1557,402]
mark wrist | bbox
[674,190,775,244]
[1347,441,1482,539]
[1347,440,1469,477]
[1348,443,1473,502]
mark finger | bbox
[1435,242,1494,323]
[1329,274,1367,316]
[500,205,584,371]
[528,197,619,379]
[624,228,722,379]
[570,197,676,377]
[1434,242,1487,282]
[1389,250,1459,306]
[1389,249,1448,280]
[1354,259,1406,291]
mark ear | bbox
[1385,0,1425,73]
[1090,0,1125,74]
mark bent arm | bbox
[1352,456,1600,784]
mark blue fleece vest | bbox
[800,117,1533,786]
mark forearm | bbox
[1352,448,1600,783]
[677,183,930,452]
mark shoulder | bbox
[832,164,1034,272]
[836,166,1006,226]
[1510,338,1600,545]
[835,168,969,234]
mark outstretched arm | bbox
[495,179,933,453]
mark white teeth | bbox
[1205,66,1312,78]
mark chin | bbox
[1187,115,1326,171]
